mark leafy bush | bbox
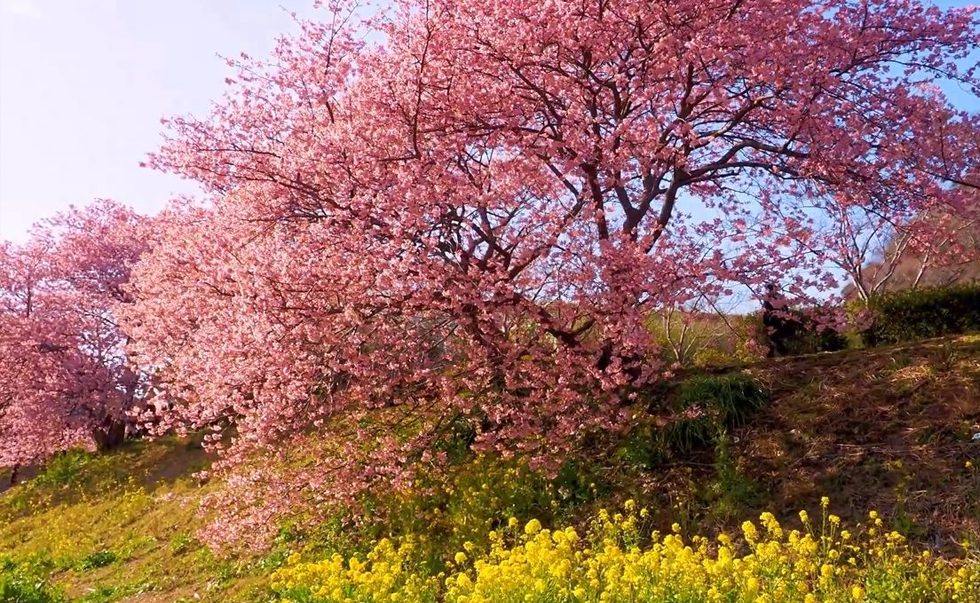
[0,555,64,603]
[169,533,196,555]
[862,283,980,346]
[271,501,980,603]
[676,373,768,427]
[349,454,607,574]
[78,549,117,571]
[33,449,93,488]
[76,584,120,603]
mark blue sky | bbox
[0,0,976,242]
[0,0,318,241]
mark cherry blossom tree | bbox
[0,200,148,480]
[124,0,980,547]
[834,182,980,299]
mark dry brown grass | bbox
[726,335,980,550]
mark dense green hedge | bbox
[862,283,980,346]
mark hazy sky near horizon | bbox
[0,0,977,241]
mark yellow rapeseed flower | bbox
[268,496,976,603]
[524,519,542,535]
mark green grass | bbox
[0,439,274,603]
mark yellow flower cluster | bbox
[271,501,979,603]
[272,538,439,603]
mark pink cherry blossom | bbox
[117,0,978,548]
[0,200,149,471]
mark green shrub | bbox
[78,549,117,571]
[0,555,64,603]
[659,373,766,454]
[289,451,604,575]
[33,449,93,488]
[169,532,196,555]
[699,432,765,523]
[77,585,119,603]
[862,283,980,346]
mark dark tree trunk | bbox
[93,417,127,452]
[8,463,19,486]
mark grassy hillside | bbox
[2,336,979,602]
[0,440,266,602]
